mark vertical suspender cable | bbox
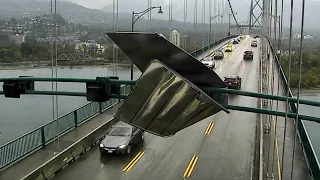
[271,0,278,175]
[281,0,294,178]
[194,0,197,33]
[266,0,273,176]
[50,0,56,154]
[112,0,115,76]
[169,0,172,36]
[290,0,305,179]
[209,0,211,43]
[54,0,59,154]
[115,0,119,76]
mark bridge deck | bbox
[49,37,260,180]
[0,103,122,180]
[263,49,310,180]
[0,39,233,179]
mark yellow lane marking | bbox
[122,151,144,172]
[204,122,213,135]
[204,121,215,135]
[183,154,199,178]
[273,119,282,180]
[275,137,281,180]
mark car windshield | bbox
[245,51,252,54]
[215,51,223,55]
[202,57,212,61]
[108,126,132,136]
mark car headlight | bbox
[118,145,126,149]
[100,143,104,148]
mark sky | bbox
[67,0,252,10]
[68,0,320,10]
[68,0,169,9]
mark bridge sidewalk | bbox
[0,103,122,180]
[263,53,310,180]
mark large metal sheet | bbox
[114,60,225,137]
[106,32,226,89]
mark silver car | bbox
[99,121,144,155]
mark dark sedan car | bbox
[233,39,239,44]
[223,75,242,90]
[251,41,257,47]
[99,121,144,155]
[243,50,253,60]
[214,50,224,60]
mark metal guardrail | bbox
[0,36,233,173]
[267,38,320,179]
[190,35,238,57]
[0,85,131,171]
[22,117,119,180]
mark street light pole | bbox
[209,14,223,44]
[131,6,163,81]
[228,14,231,36]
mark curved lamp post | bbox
[209,14,223,44]
[130,6,163,81]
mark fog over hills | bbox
[1,0,319,32]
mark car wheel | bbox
[126,145,131,154]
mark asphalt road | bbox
[52,36,260,180]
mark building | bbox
[170,30,180,47]
[9,34,26,45]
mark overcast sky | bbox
[68,0,320,10]
[68,0,253,10]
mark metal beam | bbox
[203,87,320,107]
[1,77,319,108]
[1,89,319,123]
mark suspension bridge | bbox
[0,0,318,180]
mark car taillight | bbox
[224,80,227,82]
[234,80,238,83]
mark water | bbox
[0,66,141,145]
[300,93,320,159]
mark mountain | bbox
[0,0,231,33]
[0,0,130,27]
[101,0,320,29]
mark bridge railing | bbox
[0,85,131,171]
[190,35,238,57]
[267,38,320,179]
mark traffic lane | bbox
[266,58,310,180]
[118,116,215,180]
[51,136,146,180]
[49,44,229,180]
[214,37,253,78]
[189,42,259,179]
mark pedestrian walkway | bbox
[0,103,122,180]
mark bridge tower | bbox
[249,0,263,34]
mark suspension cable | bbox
[50,0,56,156]
[208,0,211,43]
[54,0,60,154]
[271,0,278,176]
[266,0,273,176]
[290,0,305,178]
[281,0,294,178]
[194,0,197,33]
[226,0,240,28]
[115,0,119,76]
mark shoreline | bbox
[292,88,320,96]
[0,63,133,70]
